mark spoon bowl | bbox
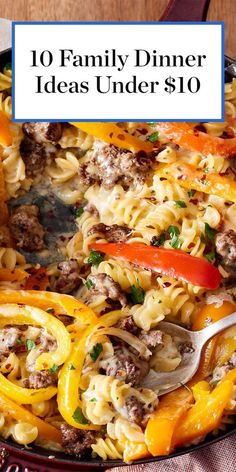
[142,311,236,394]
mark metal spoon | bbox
[142,312,236,395]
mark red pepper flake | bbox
[163,282,171,288]
[117,134,125,141]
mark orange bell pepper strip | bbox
[172,378,233,447]
[0,390,61,444]
[123,441,150,463]
[0,268,29,282]
[0,111,12,147]
[90,243,221,290]
[24,267,49,291]
[0,289,97,326]
[145,388,193,456]
[192,301,236,379]
[213,336,236,367]
[155,122,236,157]
[156,162,236,203]
[0,156,8,225]
[70,122,154,153]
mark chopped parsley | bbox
[200,233,206,244]
[205,223,217,241]
[75,207,84,218]
[46,308,55,314]
[89,343,103,362]
[167,225,182,249]
[85,279,94,290]
[72,407,89,425]
[203,167,209,174]
[90,398,97,402]
[148,131,159,142]
[147,122,156,127]
[130,285,145,304]
[26,339,36,351]
[48,363,58,373]
[68,363,76,371]
[16,339,23,346]
[88,250,104,266]
[175,200,187,208]
[151,234,165,247]
[188,189,196,198]
[204,252,215,263]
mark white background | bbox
[13,23,223,121]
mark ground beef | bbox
[88,223,132,243]
[0,327,21,353]
[79,145,153,189]
[61,424,96,456]
[20,137,47,177]
[215,229,236,273]
[56,314,73,326]
[178,341,194,355]
[52,260,80,294]
[211,352,236,384]
[138,330,163,350]
[9,205,45,252]
[40,329,57,352]
[22,122,62,144]
[125,396,143,425]
[26,370,57,389]
[102,345,149,386]
[89,274,127,307]
[115,316,138,334]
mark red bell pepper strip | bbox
[90,243,221,289]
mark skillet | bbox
[0,1,236,469]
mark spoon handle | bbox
[198,311,236,343]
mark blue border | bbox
[12,21,224,122]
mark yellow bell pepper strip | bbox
[58,310,126,430]
[0,303,71,370]
[155,122,236,157]
[0,268,29,283]
[191,380,210,401]
[192,301,236,379]
[123,441,150,463]
[24,267,49,291]
[172,379,233,447]
[0,372,57,404]
[0,289,97,327]
[156,162,236,203]
[0,156,8,225]
[0,391,61,444]
[0,111,12,147]
[145,387,193,456]
[69,122,154,153]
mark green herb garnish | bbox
[90,398,97,402]
[89,343,103,362]
[203,167,209,174]
[130,285,145,304]
[151,234,165,247]
[175,200,187,208]
[167,225,181,249]
[205,223,217,241]
[48,363,58,373]
[205,252,215,263]
[26,339,36,351]
[68,363,75,371]
[147,122,156,127]
[85,279,94,290]
[88,250,104,266]
[72,407,89,425]
[75,207,84,218]
[148,131,159,142]
[188,189,196,198]
[46,308,55,314]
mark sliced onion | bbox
[92,327,152,360]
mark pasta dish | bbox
[0,61,236,463]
